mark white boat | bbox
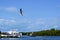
[1,30,22,38]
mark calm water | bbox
[0,36,60,40]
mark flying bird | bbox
[20,8,23,16]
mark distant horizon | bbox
[0,28,59,32]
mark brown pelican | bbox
[20,8,23,16]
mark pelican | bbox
[20,8,23,16]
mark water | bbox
[0,36,60,40]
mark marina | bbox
[0,30,22,38]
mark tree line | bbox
[22,28,60,36]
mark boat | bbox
[0,30,22,38]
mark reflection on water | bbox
[0,36,60,40]
[1,38,17,40]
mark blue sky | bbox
[0,0,60,32]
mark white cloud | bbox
[5,7,18,12]
[0,18,16,25]
[0,7,19,13]
[26,18,60,31]
[0,18,60,31]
